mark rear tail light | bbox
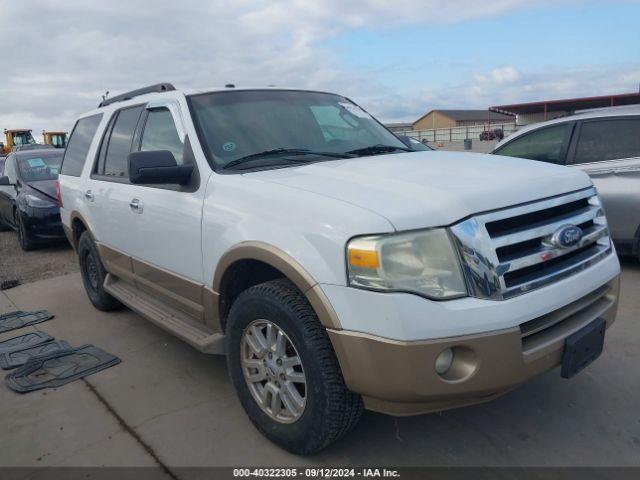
[55,180,63,207]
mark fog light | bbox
[435,348,454,375]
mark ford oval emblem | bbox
[551,225,583,249]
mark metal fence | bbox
[395,122,518,143]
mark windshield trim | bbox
[186,89,404,175]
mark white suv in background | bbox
[58,84,620,453]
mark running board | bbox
[104,274,225,354]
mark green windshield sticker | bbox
[27,158,46,167]
[222,142,236,152]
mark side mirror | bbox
[128,150,194,185]
[0,176,12,186]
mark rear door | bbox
[84,104,145,280]
[566,116,640,245]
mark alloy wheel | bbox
[241,319,307,423]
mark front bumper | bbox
[328,277,619,416]
[21,207,65,240]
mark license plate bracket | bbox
[561,317,606,379]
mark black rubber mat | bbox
[0,310,54,333]
[6,345,121,393]
[0,340,72,370]
[0,331,54,354]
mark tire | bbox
[226,279,363,454]
[77,231,122,311]
[15,210,36,251]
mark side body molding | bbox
[67,218,340,335]
[213,242,342,330]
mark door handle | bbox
[129,198,143,213]
[84,190,94,201]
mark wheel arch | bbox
[68,211,93,250]
[213,241,341,332]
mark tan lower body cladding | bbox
[96,242,220,331]
[94,241,340,334]
[328,277,619,416]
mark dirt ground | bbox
[0,230,79,288]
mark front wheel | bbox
[226,279,363,454]
[15,210,36,251]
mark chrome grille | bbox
[449,187,611,300]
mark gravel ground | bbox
[0,229,78,288]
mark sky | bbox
[1,0,639,138]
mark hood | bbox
[26,179,58,203]
[249,151,593,231]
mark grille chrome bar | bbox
[500,224,609,273]
[471,187,595,223]
[449,187,611,300]
[490,205,602,248]
[501,244,610,298]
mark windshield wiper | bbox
[222,148,353,170]
[346,144,411,156]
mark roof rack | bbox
[98,83,176,108]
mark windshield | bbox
[17,154,62,182]
[13,132,36,146]
[51,134,67,148]
[188,90,406,168]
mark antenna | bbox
[101,90,110,102]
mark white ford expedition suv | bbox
[58,84,620,454]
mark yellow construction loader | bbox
[1,129,37,155]
[42,130,68,149]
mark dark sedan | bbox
[0,149,65,250]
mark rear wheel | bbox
[78,231,122,311]
[226,279,363,454]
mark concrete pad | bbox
[0,375,157,467]
[0,263,639,467]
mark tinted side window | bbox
[103,106,143,177]
[60,114,103,176]
[496,123,571,164]
[572,118,640,164]
[140,109,184,164]
[0,159,5,176]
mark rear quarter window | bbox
[60,114,103,177]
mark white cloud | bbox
[0,0,636,134]
[490,66,521,84]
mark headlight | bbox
[24,194,56,208]
[347,228,467,299]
